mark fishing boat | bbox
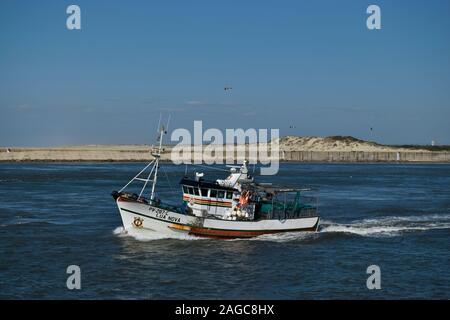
[112,126,320,239]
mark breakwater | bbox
[1,147,449,162]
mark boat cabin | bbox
[180,177,240,218]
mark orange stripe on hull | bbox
[168,224,191,231]
[188,224,319,239]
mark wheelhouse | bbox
[180,178,237,217]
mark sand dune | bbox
[275,136,430,152]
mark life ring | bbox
[189,197,195,206]
[133,217,143,228]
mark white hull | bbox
[117,198,320,239]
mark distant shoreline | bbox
[0,148,449,163]
[1,160,450,165]
[1,136,449,163]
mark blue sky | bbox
[1,0,449,146]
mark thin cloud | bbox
[16,104,33,110]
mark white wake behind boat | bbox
[112,127,320,239]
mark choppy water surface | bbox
[0,162,449,299]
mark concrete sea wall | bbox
[0,147,449,162]
[280,151,450,162]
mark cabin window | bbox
[182,186,188,194]
[210,189,217,198]
[193,188,200,196]
[217,190,225,199]
[201,188,209,197]
[188,187,194,195]
[226,191,233,199]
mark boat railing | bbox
[262,193,319,220]
[269,206,318,220]
[153,201,183,214]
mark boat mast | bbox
[150,115,170,202]
[150,127,163,202]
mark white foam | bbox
[112,226,201,241]
[113,226,126,235]
[358,213,450,224]
[320,214,450,237]
[237,231,318,242]
[112,213,450,242]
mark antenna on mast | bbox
[150,113,170,202]
[166,114,171,133]
[157,113,162,133]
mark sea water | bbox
[0,162,449,299]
